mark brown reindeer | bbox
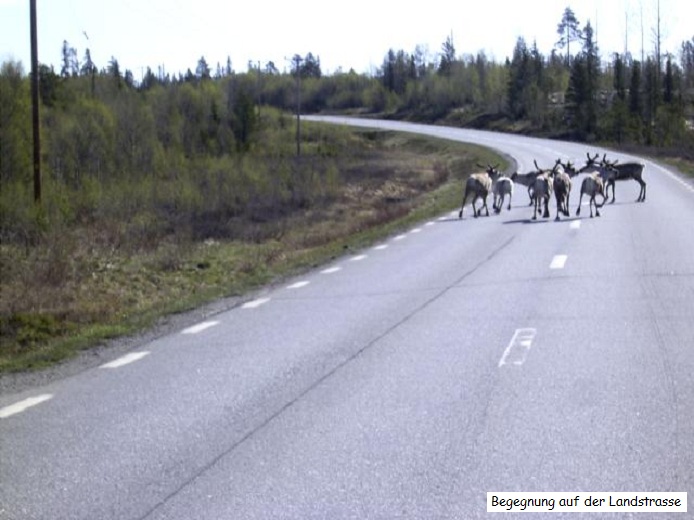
[600,154,647,203]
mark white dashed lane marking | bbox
[550,255,568,269]
[100,351,150,369]
[182,321,219,334]
[242,297,271,309]
[0,394,54,419]
[410,228,422,233]
[499,328,537,367]
[287,281,310,289]
[350,254,368,262]
[373,244,388,251]
[321,267,341,274]
[394,234,407,241]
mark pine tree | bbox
[438,35,456,76]
[565,21,599,139]
[507,37,529,119]
[556,7,582,65]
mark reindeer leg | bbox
[555,194,562,221]
[483,196,489,217]
[507,193,512,211]
[576,193,582,216]
[459,189,468,219]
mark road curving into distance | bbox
[1,117,693,519]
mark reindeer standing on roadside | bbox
[600,154,647,203]
[580,153,646,204]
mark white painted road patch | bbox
[182,321,219,334]
[570,220,581,229]
[0,394,54,419]
[242,297,271,309]
[100,351,150,369]
[550,255,568,269]
[499,329,537,367]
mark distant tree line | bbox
[2,6,693,202]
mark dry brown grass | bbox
[0,130,505,372]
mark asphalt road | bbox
[2,118,693,519]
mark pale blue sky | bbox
[1,0,691,79]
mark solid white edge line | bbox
[0,394,54,419]
[182,320,219,334]
[100,351,150,369]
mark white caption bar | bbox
[488,492,687,513]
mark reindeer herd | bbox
[458,153,647,221]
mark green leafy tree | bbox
[300,53,322,79]
[0,61,31,184]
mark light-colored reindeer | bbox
[459,164,500,219]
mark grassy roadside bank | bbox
[0,128,508,374]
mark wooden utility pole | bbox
[30,0,41,203]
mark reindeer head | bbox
[579,152,601,174]
[477,163,501,178]
[600,153,619,168]
[563,160,578,176]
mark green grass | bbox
[0,129,507,373]
[660,157,694,177]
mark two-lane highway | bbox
[2,118,692,519]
